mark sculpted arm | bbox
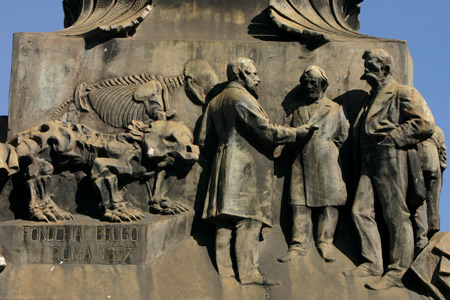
[197,103,219,153]
[389,88,435,148]
[235,97,296,145]
[333,106,349,149]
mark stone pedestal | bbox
[0,213,194,299]
[0,219,430,300]
[0,1,441,299]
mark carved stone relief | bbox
[57,0,153,40]
[0,119,199,222]
[269,0,365,44]
[343,49,436,290]
[52,59,219,128]
[0,1,447,299]
[277,65,349,264]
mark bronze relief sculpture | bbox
[0,1,448,299]
[278,65,349,263]
[344,49,435,290]
[0,120,199,222]
[199,57,306,285]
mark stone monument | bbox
[0,1,448,299]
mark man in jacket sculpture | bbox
[344,49,435,290]
[278,65,349,263]
[199,57,316,285]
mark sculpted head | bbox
[361,49,393,88]
[184,59,219,105]
[127,120,199,170]
[300,65,329,102]
[227,57,260,98]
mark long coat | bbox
[198,82,296,227]
[286,97,349,207]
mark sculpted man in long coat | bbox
[278,65,349,263]
[344,49,435,290]
[198,57,314,285]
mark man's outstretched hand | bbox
[295,124,319,140]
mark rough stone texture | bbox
[411,231,450,300]
[0,120,198,223]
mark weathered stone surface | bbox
[0,1,443,299]
[7,35,413,224]
[8,36,412,139]
[411,231,450,300]
[58,0,153,40]
[0,212,193,266]
[0,221,431,300]
[269,0,365,44]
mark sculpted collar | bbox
[227,81,255,97]
[371,77,396,96]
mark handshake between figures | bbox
[295,124,319,140]
[273,124,318,159]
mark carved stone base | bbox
[0,221,431,300]
[0,213,193,266]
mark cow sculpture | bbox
[0,120,199,222]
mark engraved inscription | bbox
[23,226,83,242]
[96,225,139,241]
[21,225,143,264]
[53,246,93,263]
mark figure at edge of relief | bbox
[343,49,435,290]
[412,126,446,254]
[277,65,349,263]
[198,57,317,285]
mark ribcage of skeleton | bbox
[88,85,149,129]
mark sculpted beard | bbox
[244,78,259,99]
[305,88,320,101]
[247,84,259,99]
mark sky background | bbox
[0,1,449,229]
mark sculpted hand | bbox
[295,125,319,140]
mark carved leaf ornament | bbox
[58,0,153,38]
[269,0,365,43]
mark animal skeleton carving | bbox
[53,60,219,129]
[0,120,199,222]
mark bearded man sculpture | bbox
[199,57,315,285]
